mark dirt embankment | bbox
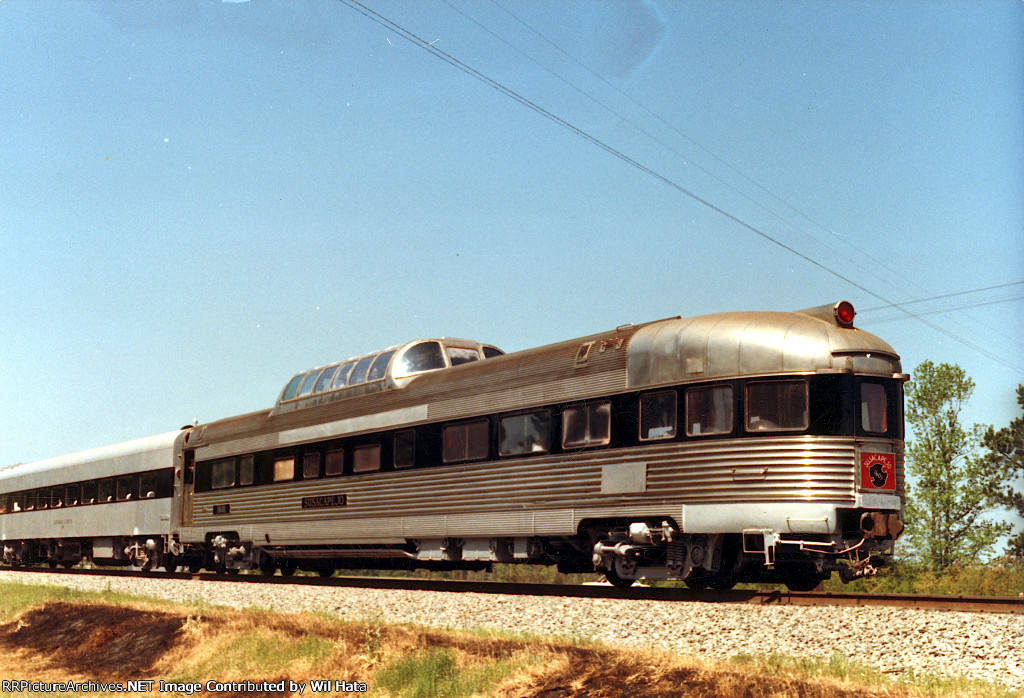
[0,602,915,697]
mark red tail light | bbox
[834,301,856,327]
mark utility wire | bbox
[338,0,1024,373]
[859,281,1024,312]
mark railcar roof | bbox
[627,302,902,388]
[0,430,185,491]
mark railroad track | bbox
[3,565,1021,615]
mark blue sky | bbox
[1,0,1021,469]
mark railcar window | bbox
[861,383,888,433]
[281,374,304,401]
[239,455,255,486]
[50,489,63,508]
[82,482,97,505]
[65,484,80,507]
[353,444,382,473]
[499,411,552,456]
[443,420,490,463]
[394,431,416,468]
[331,361,356,390]
[313,365,339,394]
[211,458,236,490]
[99,479,115,503]
[303,452,322,479]
[482,346,504,359]
[297,369,322,398]
[395,341,446,375]
[686,385,734,436]
[325,449,344,477]
[273,457,295,482]
[745,381,808,432]
[24,492,36,511]
[116,476,134,501]
[447,346,479,366]
[10,493,22,512]
[562,402,612,449]
[0,494,7,514]
[640,391,677,441]
[367,350,397,382]
[348,355,375,386]
[139,472,159,498]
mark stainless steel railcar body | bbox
[0,430,187,568]
[181,302,906,589]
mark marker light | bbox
[834,301,856,327]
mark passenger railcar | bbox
[177,301,906,590]
[0,302,906,590]
[0,431,186,570]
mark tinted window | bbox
[367,350,396,381]
[499,411,552,456]
[65,484,80,506]
[447,346,479,366]
[348,356,375,386]
[331,361,356,389]
[443,420,490,462]
[562,402,612,449]
[396,342,446,375]
[746,381,808,432]
[297,369,322,397]
[394,431,416,468]
[686,385,734,436]
[82,482,98,505]
[139,472,159,498]
[640,391,677,441]
[99,479,115,503]
[281,374,304,401]
[303,452,321,479]
[116,476,134,501]
[482,346,504,359]
[861,383,888,433]
[273,457,295,482]
[313,365,339,393]
[211,458,236,490]
[353,444,381,473]
[325,449,344,476]
[239,455,255,486]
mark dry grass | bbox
[0,599,1014,698]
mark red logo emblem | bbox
[860,452,895,490]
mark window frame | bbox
[498,410,553,457]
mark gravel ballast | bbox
[1,570,1021,688]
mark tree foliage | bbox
[982,384,1024,557]
[903,361,1009,570]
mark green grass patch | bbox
[728,651,1021,697]
[372,646,517,698]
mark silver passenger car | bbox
[0,430,188,569]
[180,302,906,590]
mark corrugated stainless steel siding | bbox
[191,437,873,534]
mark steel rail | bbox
[2,565,1021,615]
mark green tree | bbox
[982,384,1024,557]
[903,361,1009,570]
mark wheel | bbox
[259,560,276,576]
[602,568,635,589]
[783,565,823,592]
[188,562,201,574]
[163,553,178,573]
[279,561,297,577]
[317,568,335,578]
[62,561,75,570]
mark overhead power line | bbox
[337,0,1024,373]
[859,281,1024,312]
